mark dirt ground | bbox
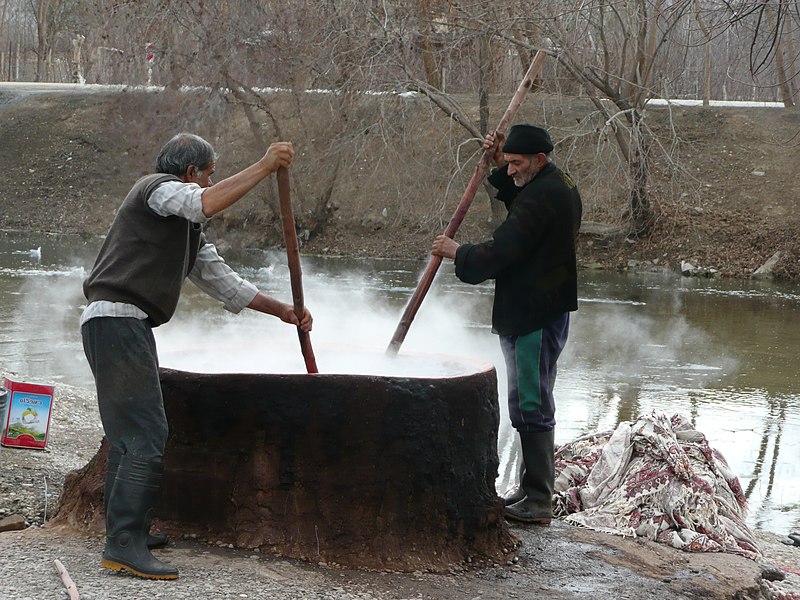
[1,84,799,281]
[1,381,798,600]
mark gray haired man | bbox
[81,133,312,580]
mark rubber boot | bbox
[101,456,179,580]
[502,458,527,506]
[505,429,554,526]
[105,447,169,549]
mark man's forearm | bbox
[201,160,272,217]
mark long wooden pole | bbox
[386,50,547,356]
[277,166,318,373]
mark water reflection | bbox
[0,230,798,537]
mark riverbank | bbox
[1,378,799,600]
[1,84,798,280]
[1,86,799,598]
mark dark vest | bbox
[83,173,204,326]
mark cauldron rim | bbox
[159,349,496,381]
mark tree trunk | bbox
[764,1,795,107]
[478,34,490,135]
[34,0,50,82]
[775,23,795,107]
[785,13,799,103]
[0,0,8,80]
[477,32,504,224]
[786,11,800,105]
[628,111,654,236]
[416,0,441,89]
[71,35,84,84]
[15,35,20,80]
[225,79,280,221]
[695,0,712,106]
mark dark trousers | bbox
[81,317,168,460]
[500,312,570,433]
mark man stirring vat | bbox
[431,124,581,525]
[80,133,312,579]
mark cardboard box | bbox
[1,378,54,450]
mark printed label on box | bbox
[2,378,54,450]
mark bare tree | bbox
[768,0,797,106]
[8,0,800,244]
[461,1,698,235]
[695,0,713,105]
[415,0,442,88]
[785,9,800,103]
[33,0,49,80]
[69,31,82,81]
[0,0,8,79]
[724,0,800,103]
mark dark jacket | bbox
[454,162,582,336]
[83,173,205,326]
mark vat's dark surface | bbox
[55,364,516,571]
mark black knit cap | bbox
[502,124,554,154]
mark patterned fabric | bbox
[553,411,760,560]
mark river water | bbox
[1,229,798,537]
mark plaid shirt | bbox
[80,180,258,326]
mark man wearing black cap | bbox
[432,124,582,525]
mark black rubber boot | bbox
[105,447,169,549]
[505,429,554,526]
[101,456,178,580]
[502,459,527,506]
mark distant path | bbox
[1,82,786,106]
[0,82,129,116]
[647,98,785,108]
[0,82,127,95]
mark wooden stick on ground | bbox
[276,166,319,374]
[53,559,80,600]
[386,50,548,356]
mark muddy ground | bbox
[0,380,798,600]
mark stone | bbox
[680,261,697,276]
[751,251,782,280]
[579,221,626,238]
[0,514,26,532]
[681,261,719,278]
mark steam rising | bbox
[157,258,501,378]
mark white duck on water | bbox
[11,247,41,262]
